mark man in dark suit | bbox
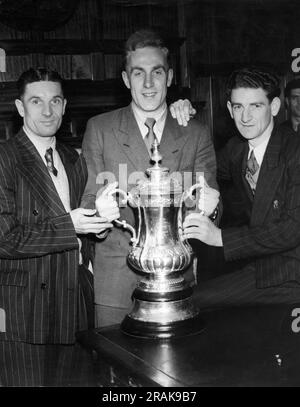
[280,78,300,134]
[0,68,119,385]
[183,67,300,307]
[81,29,220,327]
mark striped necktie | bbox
[245,150,259,195]
[45,147,58,176]
[144,118,157,155]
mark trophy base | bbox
[121,313,205,339]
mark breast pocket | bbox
[0,269,28,287]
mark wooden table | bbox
[77,304,300,387]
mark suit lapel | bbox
[231,139,254,202]
[251,127,284,226]
[15,130,66,216]
[56,143,79,209]
[113,107,195,174]
[113,105,151,172]
[159,112,190,172]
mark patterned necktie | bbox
[245,150,259,195]
[45,147,58,176]
[144,118,157,155]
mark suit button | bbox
[33,209,39,216]
[41,283,47,290]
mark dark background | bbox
[0,0,298,281]
[0,0,298,149]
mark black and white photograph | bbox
[0,0,300,394]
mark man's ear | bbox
[271,96,281,117]
[122,70,130,89]
[226,101,234,119]
[15,99,24,118]
[167,68,174,87]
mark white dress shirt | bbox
[23,127,85,265]
[131,102,168,143]
[247,122,273,168]
[23,127,71,212]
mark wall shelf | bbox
[0,38,185,56]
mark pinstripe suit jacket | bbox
[81,104,218,310]
[0,129,88,344]
[218,124,300,288]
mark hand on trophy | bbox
[169,99,196,127]
[197,174,220,217]
[182,213,223,247]
[96,181,121,222]
[70,207,115,235]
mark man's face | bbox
[15,81,66,138]
[286,88,300,119]
[227,87,280,143]
[122,46,173,113]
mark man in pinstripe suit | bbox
[0,68,119,386]
[183,67,300,307]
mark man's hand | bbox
[70,208,113,235]
[169,99,196,126]
[96,181,120,222]
[198,175,220,216]
[183,213,223,246]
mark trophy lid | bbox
[135,140,182,197]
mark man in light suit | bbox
[183,67,300,306]
[0,68,119,386]
[81,29,220,327]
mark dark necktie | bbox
[144,118,157,155]
[45,147,58,176]
[245,149,259,195]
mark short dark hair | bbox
[284,78,300,98]
[17,67,64,99]
[226,67,281,102]
[124,29,170,69]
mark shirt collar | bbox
[248,122,273,166]
[131,102,167,141]
[23,126,56,159]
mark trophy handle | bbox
[185,182,205,215]
[178,182,204,241]
[107,188,137,245]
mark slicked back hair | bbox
[124,29,170,70]
[226,67,281,102]
[17,67,65,99]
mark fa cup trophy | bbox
[112,141,205,339]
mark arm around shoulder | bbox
[193,121,218,191]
